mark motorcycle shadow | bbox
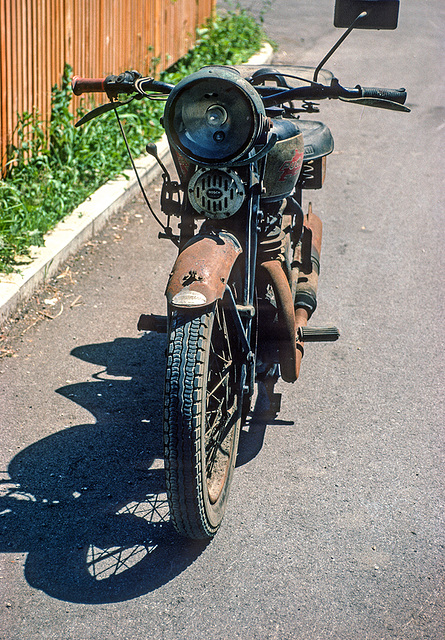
[237,383,295,468]
[1,333,286,603]
[0,333,206,604]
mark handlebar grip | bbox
[72,76,106,96]
[358,86,407,105]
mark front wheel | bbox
[163,301,242,539]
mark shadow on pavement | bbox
[0,334,207,603]
[237,383,295,467]
[0,332,284,603]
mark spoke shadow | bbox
[0,333,207,604]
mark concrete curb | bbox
[0,43,274,326]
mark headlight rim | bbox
[164,66,266,165]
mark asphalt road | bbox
[1,1,443,639]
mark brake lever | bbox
[74,97,136,127]
[339,97,411,112]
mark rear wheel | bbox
[163,301,242,539]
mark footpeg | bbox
[138,314,168,333]
[297,326,340,342]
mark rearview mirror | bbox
[334,0,400,29]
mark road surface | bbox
[1,1,443,638]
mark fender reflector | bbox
[172,290,208,307]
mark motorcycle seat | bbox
[297,120,334,160]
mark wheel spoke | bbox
[207,364,232,401]
[206,404,239,475]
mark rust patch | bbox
[260,259,299,383]
[166,232,242,307]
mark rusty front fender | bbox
[165,231,242,308]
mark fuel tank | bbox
[262,118,304,203]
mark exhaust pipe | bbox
[291,203,323,378]
[259,259,298,383]
[292,202,322,319]
[261,203,323,383]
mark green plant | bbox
[0,6,270,273]
[164,5,267,80]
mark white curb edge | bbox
[0,43,274,326]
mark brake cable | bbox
[111,103,174,237]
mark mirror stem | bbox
[313,11,367,82]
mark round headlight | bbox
[164,66,266,164]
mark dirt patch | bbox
[0,207,139,359]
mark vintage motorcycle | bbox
[72,0,409,539]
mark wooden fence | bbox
[0,0,216,174]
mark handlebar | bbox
[72,72,173,98]
[358,86,406,103]
[260,79,407,108]
[72,76,106,95]
[72,69,408,114]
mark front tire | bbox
[163,301,242,539]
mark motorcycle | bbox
[72,0,409,540]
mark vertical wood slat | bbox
[0,0,216,175]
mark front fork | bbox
[241,169,262,400]
[216,170,261,409]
